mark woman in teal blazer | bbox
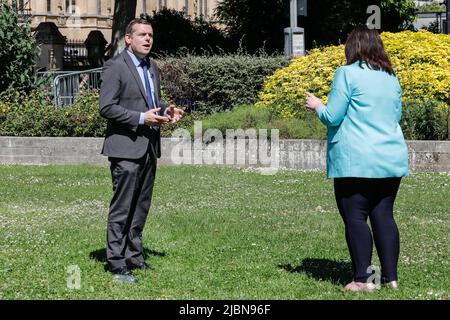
[306,26,408,292]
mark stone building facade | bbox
[9,0,220,42]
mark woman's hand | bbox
[305,92,324,110]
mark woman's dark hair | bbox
[345,26,395,75]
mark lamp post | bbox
[446,0,450,34]
[284,0,307,58]
[290,0,298,28]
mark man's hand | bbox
[167,103,185,124]
[305,92,324,110]
[143,108,170,126]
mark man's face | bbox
[125,23,153,58]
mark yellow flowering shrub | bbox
[0,101,13,116]
[257,30,450,119]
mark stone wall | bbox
[1,137,449,173]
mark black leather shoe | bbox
[129,262,154,271]
[111,266,132,275]
[111,267,138,283]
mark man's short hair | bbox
[125,18,152,35]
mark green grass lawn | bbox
[0,165,448,300]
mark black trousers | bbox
[334,177,401,283]
[106,143,157,272]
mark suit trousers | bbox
[106,139,158,272]
[334,177,401,283]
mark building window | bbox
[47,0,51,13]
[158,0,167,10]
[66,0,76,14]
[198,0,208,18]
[12,0,23,14]
[142,0,147,14]
[17,0,25,14]
[198,0,209,17]
[184,0,188,14]
[97,0,101,15]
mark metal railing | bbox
[40,68,104,107]
[53,68,104,107]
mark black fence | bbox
[63,40,89,70]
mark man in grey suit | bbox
[99,18,184,283]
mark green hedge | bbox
[0,89,68,136]
[401,100,449,140]
[0,89,202,138]
[157,54,289,113]
[198,102,449,140]
[148,8,230,55]
[0,90,104,137]
[192,105,326,140]
[0,89,447,141]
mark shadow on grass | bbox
[89,248,166,271]
[278,258,353,285]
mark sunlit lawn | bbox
[0,165,448,300]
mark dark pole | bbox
[447,0,450,34]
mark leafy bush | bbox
[195,105,326,140]
[0,1,37,93]
[0,89,68,136]
[216,0,417,53]
[416,1,445,13]
[269,117,326,140]
[0,90,107,137]
[0,88,202,138]
[257,30,450,121]
[401,100,449,140]
[215,0,288,54]
[158,54,289,113]
[257,45,345,118]
[64,90,106,137]
[147,8,229,55]
[1,87,447,140]
[201,104,272,132]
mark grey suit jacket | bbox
[99,50,167,159]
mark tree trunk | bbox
[110,0,137,57]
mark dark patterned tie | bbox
[140,59,159,131]
[140,59,155,109]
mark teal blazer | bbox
[316,61,409,178]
